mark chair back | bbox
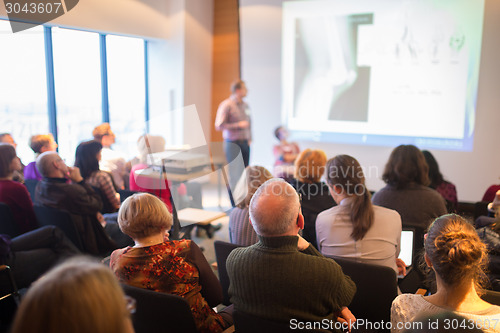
[23,179,38,202]
[327,256,398,332]
[117,189,138,203]
[0,265,20,332]
[33,205,84,251]
[214,240,241,305]
[121,284,197,333]
[0,203,20,238]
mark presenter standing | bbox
[215,80,251,190]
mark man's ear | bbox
[297,210,305,230]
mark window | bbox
[52,27,102,164]
[0,22,149,165]
[0,21,49,164]
[107,35,146,159]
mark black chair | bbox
[33,205,84,251]
[23,179,38,202]
[121,284,198,333]
[0,203,20,238]
[214,240,241,306]
[326,256,398,333]
[0,265,20,333]
[117,189,138,203]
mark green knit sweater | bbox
[227,235,356,324]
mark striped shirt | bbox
[229,207,258,246]
[86,170,120,211]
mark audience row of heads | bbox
[0,123,114,156]
[246,177,488,292]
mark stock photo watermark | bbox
[3,0,79,33]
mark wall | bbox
[184,0,214,148]
[239,0,500,201]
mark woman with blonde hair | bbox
[316,154,404,275]
[288,148,335,249]
[110,193,231,333]
[391,214,500,333]
[229,165,273,246]
[11,257,135,333]
[24,133,58,180]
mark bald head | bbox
[37,151,64,178]
[249,178,301,237]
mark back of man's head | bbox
[249,178,300,237]
[37,151,60,178]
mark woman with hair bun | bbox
[316,155,404,275]
[391,214,500,333]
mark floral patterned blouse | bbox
[110,240,226,333]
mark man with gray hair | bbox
[35,151,117,255]
[227,178,356,329]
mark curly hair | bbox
[425,214,488,289]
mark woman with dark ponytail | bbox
[391,214,500,333]
[316,155,404,275]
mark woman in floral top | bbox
[110,193,231,332]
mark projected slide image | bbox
[294,13,372,122]
[282,0,484,151]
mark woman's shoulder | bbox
[316,205,342,220]
[392,294,426,310]
[373,205,401,221]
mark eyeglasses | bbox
[124,295,136,315]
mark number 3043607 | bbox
[5,2,63,14]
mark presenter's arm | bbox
[215,102,246,131]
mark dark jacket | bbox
[35,178,116,255]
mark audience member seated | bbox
[227,179,356,328]
[35,151,117,255]
[316,154,404,276]
[24,134,58,181]
[272,126,300,180]
[483,184,500,203]
[372,145,447,230]
[391,214,500,333]
[288,149,335,249]
[10,257,135,333]
[229,165,273,246]
[422,150,458,212]
[0,225,79,290]
[75,140,121,212]
[93,123,127,190]
[476,217,500,291]
[0,133,24,183]
[129,134,187,212]
[110,193,232,332]
[0,143,38,234]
